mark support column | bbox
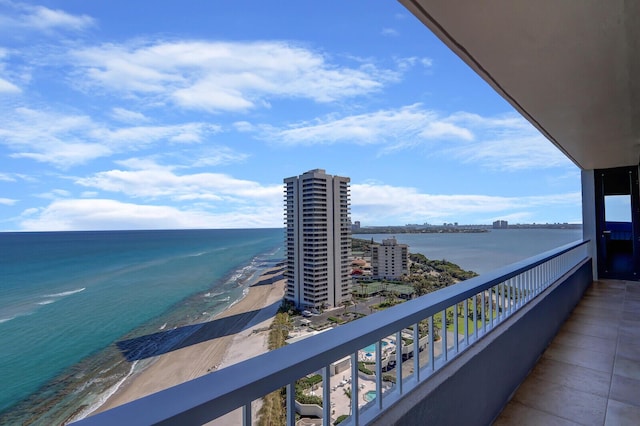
[581,169,597,279]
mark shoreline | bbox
[88,264,286,419]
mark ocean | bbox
[0,229,284,425]
[0,227,582,424]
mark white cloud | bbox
[37,189,71,199]
[14,177,581,231]
[0,198,17,205]
[263,104,472,146]
[19,198,282,231]
[70,40,399,112]
[444,112,573,170]
[11,142,111,167]
[233,121,255,132]
[258,105,571,170]
[395,56,433,71]
[0,172,15,182]
[88,122,220,147]
[0,48,22,93]
[350,182,581,225]
[111,107,150,124]
[25,5,94,32]
[187,147,250,167]
[0,76,20,93]
[0,107,221,168]
[381,28,399,37]
[0,1,94,33]
[76,161,281,202]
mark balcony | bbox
[495,279,640,425]
[71,1,640,424]
[75,240,598,426]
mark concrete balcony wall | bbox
[371,259,593,425]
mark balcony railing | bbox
[75,240,589,426]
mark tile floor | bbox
[494,280,640,425]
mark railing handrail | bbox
[75,239,589,425]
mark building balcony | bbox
[75,240,610,426]
[494,279,640,425]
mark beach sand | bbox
[94,266,285,421]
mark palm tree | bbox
[343,387,352,415]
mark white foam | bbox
[70,360,138,423]
[44,287,86,298]
[37,300,55,305]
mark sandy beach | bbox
[94,265,286,420]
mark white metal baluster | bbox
[464,297,469,346]
[497,284,502,322]
[502,282,506,319]
[488,287,493,329]
[242,402,251,426]
[351,352,359,425]
[441,310,448,361]
[507,278,511,316]
[396,330,403,393]
[473,295,478,340]
[453,304,459,354]
[413,323,420,382]
[287,382,295,426]
[375,340,382,410]
[322,365,331,426]
[429,316,435,371]
[481,292,486,334]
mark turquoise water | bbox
[0,229,282,424]
[364,390,377,402]
[362,341,389,353]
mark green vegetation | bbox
[351,238,478,302]
[334,414,349,425]
[358,361,374,375]
[409,253,478,281]
[382,373,396,383]
[297,374,322,389]
[267,312,292,350]
[353,280,415,298]
[296,393,323,406]
[351,237,373,253]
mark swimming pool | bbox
[364,390,377,402]
[361,341,389,353]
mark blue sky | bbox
[0,0,581,231]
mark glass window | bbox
[605,195,631,222]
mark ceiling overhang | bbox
[400,0,640,170]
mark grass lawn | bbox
[435,308,498,334]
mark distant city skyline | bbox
[0,1,581,231]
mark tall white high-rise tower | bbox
[284,169,352,309]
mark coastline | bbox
[89,264,286,419]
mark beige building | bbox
[371,237,409,279]
[284,169,352,309]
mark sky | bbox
[0,0,582,231]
